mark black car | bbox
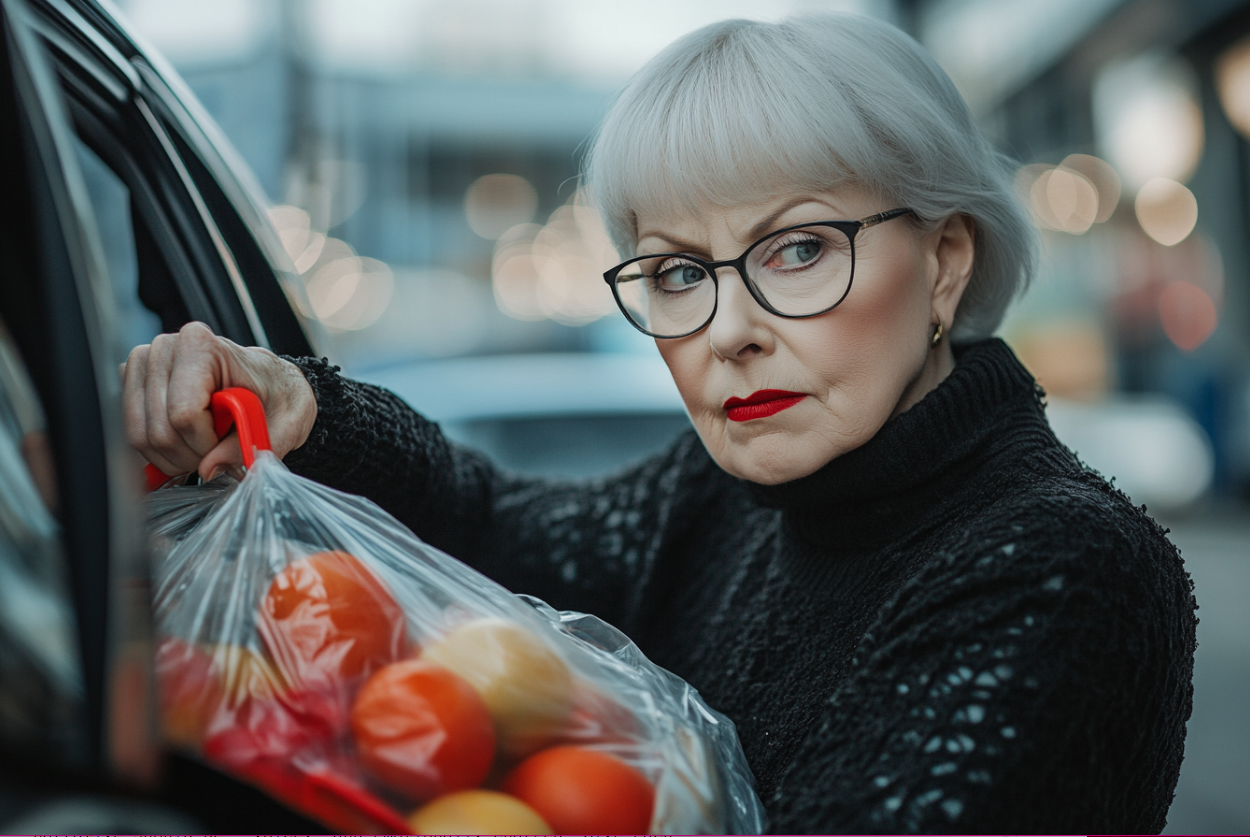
[0,0,329,829]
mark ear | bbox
[928,213,976,330]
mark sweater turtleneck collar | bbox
[747,339,1047,548]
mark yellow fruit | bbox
[408,790,551,835]
[203,643,288,707]
[421,618,573,758]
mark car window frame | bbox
[0,0,156,782]
[27,0,321,357]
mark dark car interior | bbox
[0,0,325,830]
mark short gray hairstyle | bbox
[584,14,1036,342]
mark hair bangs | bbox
[589,20,876,257]
[586,14,1037,340]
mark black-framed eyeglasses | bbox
[602,208,915,339]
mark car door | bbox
[23,0,320,359]
[0,0,322,830]
[0,0,154,790]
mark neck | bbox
[747,339,1052,551]
[891,341,956,420]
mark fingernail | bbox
[206,466,224,482]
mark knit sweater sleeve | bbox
[279,357,716,630]
[768,476,1196,835]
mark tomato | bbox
[203,704,325,799]
[202,684,363,825]
[261,550,407,684]
[503,746,655,835]
[351,659,495,802]
[421,618,572,758]
[202,685,347,774]
[408,790,551,836]
[155,638,224,749]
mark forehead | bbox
[633,188,874,250]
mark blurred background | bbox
[112,0,1249,830]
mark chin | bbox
[714,435,838,485]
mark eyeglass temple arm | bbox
[859,208,914,228]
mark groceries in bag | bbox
[146,388,765,835]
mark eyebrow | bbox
[748,197,824,240]
[637,197,839,254]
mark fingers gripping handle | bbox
[143,387,272,491]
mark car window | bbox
[71,133,161,357]
[0,316,84,761]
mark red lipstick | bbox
[723,390,806,422]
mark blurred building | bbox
[116,0,1250,497]
[115,0,886,369]
[911,0,1250,499]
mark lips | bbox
[722,389,806,422]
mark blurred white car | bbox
[364,353,1214,511]
[1046,396,1214,513]
[361,352,692,477]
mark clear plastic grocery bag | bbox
[146,388,765,835]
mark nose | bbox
[707,268,773,360]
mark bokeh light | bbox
[1018,160,1119,234]
[1216,35,1250,139]
[1159,280,1218,352]
[270,205,327,273]
[268,205,394,331]
[1012,321,1110,401]
[491,193,618,325]
[1094,54,1204,191]
[1134,177,1198,246]
[1060,153,1121,223]
[465,174,539,240]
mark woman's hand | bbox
[122,322,318,481]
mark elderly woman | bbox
[125,14,1195,834]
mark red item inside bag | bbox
[146,388,765,834]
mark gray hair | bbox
[584,14,1036,342]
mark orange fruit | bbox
[503,745,654,835]
[156,639,290,749]
[261,550,407,684]
[351,659,495,802]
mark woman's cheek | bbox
[657,340,712,415]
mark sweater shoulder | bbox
[898,461,1195,639]
[1003,462,1182,573]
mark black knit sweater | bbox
[283,339,1196,835]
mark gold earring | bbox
[931,322,943,348]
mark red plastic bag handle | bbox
[209,387,272,468]
[143,387,272,491]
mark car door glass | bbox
[70,133,161,356]
[0,317,84,760]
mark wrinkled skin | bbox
[637,188,975,484]
[122,321,316,480]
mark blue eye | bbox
[768,239,822,269]
[656,262,707,291]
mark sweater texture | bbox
[283,338,1196,834]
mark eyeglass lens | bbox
[612,223,854,337]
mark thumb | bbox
[198,434,244,482]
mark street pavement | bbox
[1160,514,1250,834]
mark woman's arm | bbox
[768,485,1196,835]
[280,356,722,631]
[122,324,720,629]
